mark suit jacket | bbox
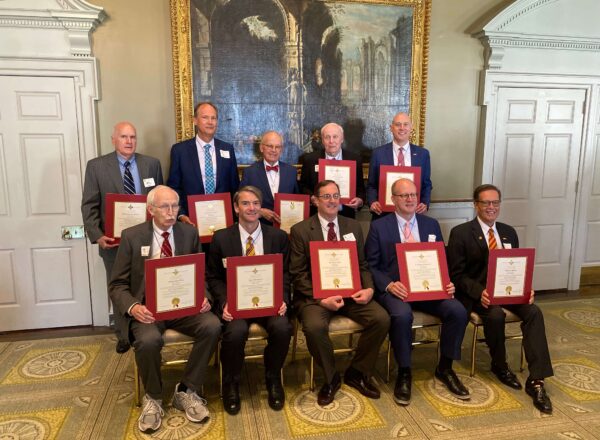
[365,213,443,294]
[366,142,432,207]
[289,214,373,308]
[109,221,201,338]
[206,223,291,312]
[447,218,519,310]
[298,149,366,219]
[81,151,163,256]
[239,160,299,212]
[167,137,240,216]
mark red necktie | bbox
[266,165,279,172]
[327,222,337,241]
[161,231,173,258]
[488,228,497,250]
[398,148,405,167]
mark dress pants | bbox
[473,302,553,379]
[377,293,467,367]
[101,247,127,343]
[131,312,221,400]
[220,315,292,384]
[298,299,390,383]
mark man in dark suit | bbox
[447,184,553,414]
[81,121,163,353]
[365,178,469,405]
[109,185,221,433]
[290,180,390,406]
[167,102,240,222]
[367,112,432,218]
[207,185,292,414]
[239,131,299,226]
[299,123,365,219]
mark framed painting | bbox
[170,0,431,164]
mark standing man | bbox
[365,178,469,405]
[82,121,163,353]
[299,123,365,218]
[109,185,221,433]
[167,101,240,222]
[290,180,390,406]
[367,112,432,218]
[239,131,299,225]
[447,184,553,414]
[207,186,292,414]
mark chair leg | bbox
[386,339,392,383]
[519,342,525,372]
[291,318,299,362]
[470,323,478,377]
[217,340,223,397]
[310,356,315,392]
[134,358,141,407]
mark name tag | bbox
[428,234,436,242]
[141,246,150,256]
[143,178,156,188]
[314,165,319,172]
[220,150,230,159]
[222,258,228,268]
[343,233,356,241]
[503,243,512,249]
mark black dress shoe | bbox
[317,373,341,406]
[266,378,285,411]
[116,340,130,354]
[434,368,470,400]
[344,367,380,399]
[222,382,241,415]
[525,380,552,414]
[394,370,412,405]
[491,365,522,390]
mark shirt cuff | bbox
[127,302,140,316]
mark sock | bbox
[177,383,188,393]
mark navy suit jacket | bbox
[366,142,432,207]
[239,160,299,212]
[167,137,240,216]
[365,212,443,295]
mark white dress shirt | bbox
[264,160,280,197]
[392,141,412,167]
[318,214,340,241]
[239,223,264,255]
[477,217,502,249]
[394,213,421,243]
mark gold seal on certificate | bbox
[195,201,227,236]
[235,264,275,311]
[155,264,196,313]
[405,250,443,293]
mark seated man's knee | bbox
[134,326,163,352]
[486,306,506,325]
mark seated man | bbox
[207,186,292,414]
[447,184,553,414]
[290,180,390,406]
[365,178,469,404]
[109,185,221,433]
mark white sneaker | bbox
[138,395,164,433]
[172,383,210,423]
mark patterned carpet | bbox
[1,296,599,439]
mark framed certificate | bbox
[274,193,310,234]
[378,166,422,212]
[226,254,283,319]
[145,253,205,321]
[188,193,234,243]
[486,248,535,305]
[396,241,451,301]
[310,241,362,298]
[104,193,149,244]
[317,159,356,204]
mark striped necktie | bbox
[327,222,337,241]
[488,228,497,250]
[123,161,135,194]
[245,236,255,256]
[161,231,173,258]
[204,144,215,194]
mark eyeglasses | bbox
[476,200,501,207]
[392,193,418,200]
[261,143,282,150]
[153,204,180,212]
[317,193,341,200]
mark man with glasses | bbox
[82,121,163,353]
[289,180,390,406]
[365,178,469,405]
[110,185,221,432]
[447,184,553,414]
[240,131,299,225]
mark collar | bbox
[394,212,416,229]
[264,160,280,168]
[317,213,338,230]
[477,216,497,236]
[239,222,262,242]
[325,150,342,160]
[392,141,410,153]
[116,153,136,165]
[195,135,214,149]
[152,220,174,236]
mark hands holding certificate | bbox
[131,298,211,324]
[222,301,286,321]
[386,280,455,301]
[318,287,373,311]
[260,208,281,224]
[481,289,535,308]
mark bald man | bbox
[82,121,163,353]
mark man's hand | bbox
[319,296,344,311]
[481,289,491,308]
[446,282,456,297]
[200,297,211,313]
[415,203,428,214]
[178,215,195,226]
[345,197,364,210]
[387,281,408,300]
[131,304,155,324]
[352,288,373,304]
[222,303,233,321]
[278,302,287,316]
[97,235,118,250]
[369,201,383,215]
[260,208,281,224]
[529,290,535,305]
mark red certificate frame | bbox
[310,241,362,298]
[104,193,149,244]
[317,159,357,204]
[188,193,234,243]
[378,166,422,212]
[395,241,451,302]
[145,253,206,321]
[486,248,535,305]
[274,193,310,233]
[226,254,283,319]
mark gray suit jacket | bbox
[81,151,163,256]
[289,214,373,308]
[108,221,201,339]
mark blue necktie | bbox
[123,161,135,194]
[204,144,215,194]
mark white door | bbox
[0,75,92,330]
[492,87,586,290]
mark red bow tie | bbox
[266,165,279,172]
